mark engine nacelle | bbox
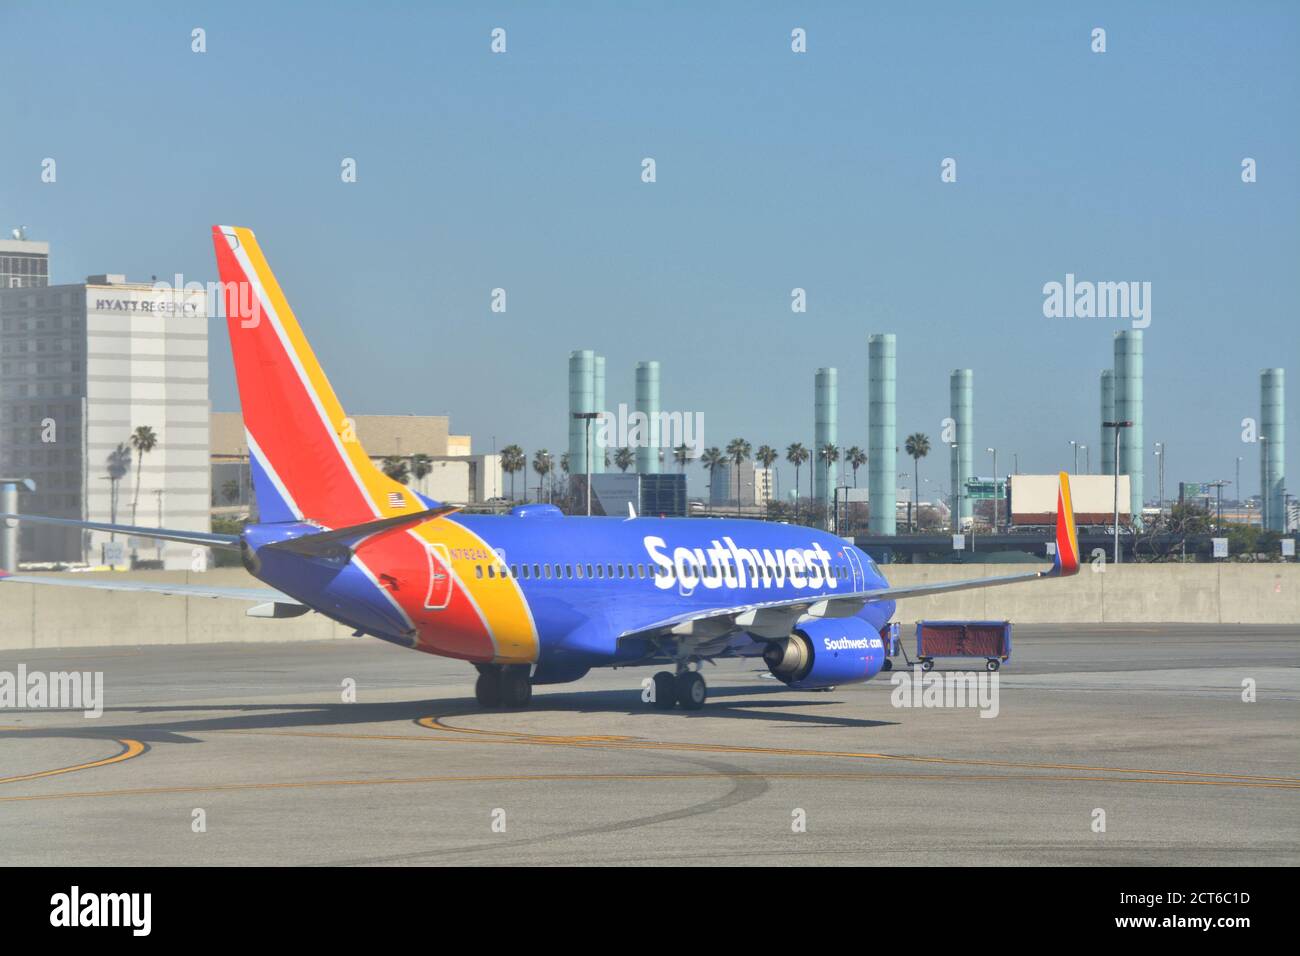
[762,618,886,690]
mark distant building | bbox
[590,472,687,517]
[210,411,491,510]
[0,234,50,289]
[0,274,210,567]
[709,460,770,507]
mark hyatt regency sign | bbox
[92,297,201,315]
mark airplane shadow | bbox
[0,682,895,747]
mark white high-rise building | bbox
[0,275,210,568]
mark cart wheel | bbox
[986,659,1000,672]
[881,658,893,672]
[920,659,934,672]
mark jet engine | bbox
[762,617,886,690]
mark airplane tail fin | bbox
[1052,471,1081,576]
[211,226,430,527]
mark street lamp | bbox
[1104,421,1132,565]
[1153,441,1166,516]
[950,442,961,534]
[1081,444,1089,475]
[0,477,36,571]
[1070,440,1079,474]
[572,412,600,516]
[1260,435,1270,531]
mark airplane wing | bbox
[0,570,299,605]
[0,513,241,551]
[619,471,1081,643]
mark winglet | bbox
[1052,471,1080,576]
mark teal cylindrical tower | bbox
[1100,369,1115,478]
[1261,368,1285,531]
[635,360,661,474]
[1114,331,1144,523]
[568,350,595,476]
[868,335,896,534]
[814,367,838,502]
[949,369,974,525]
[592,354,606,473]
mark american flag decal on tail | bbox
[387,492,406,509]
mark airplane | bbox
[0,226,1082,711]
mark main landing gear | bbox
[650,665,707,711]
[474,664,532,709]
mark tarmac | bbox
[1,624,1296,866]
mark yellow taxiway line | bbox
[0,738,146,786]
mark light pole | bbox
[1153,441,1167,516]
[1235,456,1243,514]
[572,411,599,516]
[1070,440,1079,474]
[987,447,998,532]
[950,442,961,534]
[1260,435,1269,531]
[154,488,164,562]
[0,477,36,571]
[1081,444,1089,475]
[1104,421,1132,564]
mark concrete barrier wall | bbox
[882,563,1300,626]
[0,564,1296,652]
[0,569,353,652]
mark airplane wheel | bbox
[920,658,935,672]
[675,671,706,711]
[475,672,502,708]
[651,671,677,710]
[986,659,1001,673]
[881,658,893,671]
[500,668,532,708]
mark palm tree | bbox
[128,425,157,525]
[818,443,840,482]
[532,450,553,503]
[673,443,694,472]
[381,455,410,483]
[105,443,131,536]
[755,444,778,514]
[500,444,525,501]
[410,453,432,494]
[818,443,840,525]
[905,432,931,532]
[845,445,867,486]
[726,438,752,508]
[221,479,240,505]
[785,442,808,506]
[700,447,725,505]
[614,446,635,473]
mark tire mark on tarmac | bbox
[3,769,1297,808]
[318,752,771,867]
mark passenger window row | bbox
[471,560,855,584]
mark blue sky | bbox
[2,1,1296,499]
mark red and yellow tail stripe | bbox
[1054,471,1080,576]
[213,225,420,526]
[212,225,537,664]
